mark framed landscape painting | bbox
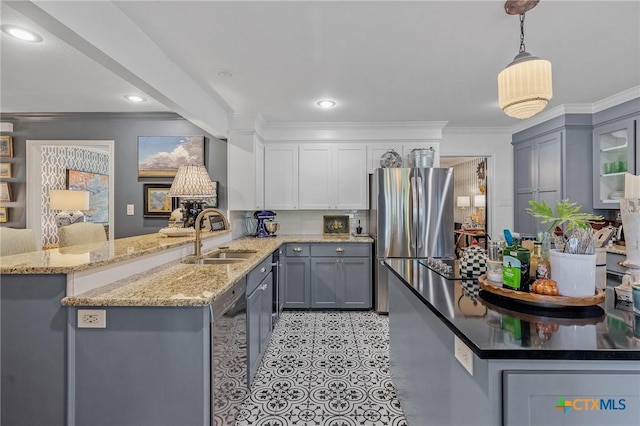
[138,136,205,177]
[143,184,178,217]
[66,169,109,224]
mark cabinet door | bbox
[513,142,536,235]
[593,118,636,209]
[535,133,562,233]
[311,258,340,308]
[283,257,310,308]
[265,144,299,210]
[335,145,367,209]
[260,273,273,355]
[298,144,332,209]
[228,132,260,210]
[247,287,262,384]
[342,257,372,308]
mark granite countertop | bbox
[0,230,232,274]
[385,259,640,360]
[606,244,627,255]
[60,234,372,307]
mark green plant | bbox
[526,199,603,233]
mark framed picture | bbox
[0,182,12,202]
[143,184,178,218]
[67,169,109,224]
[0,163,12,178]
[0,207,7,222]
[137,136,205,177]
[0,136,13,158]
[323,215,350,235]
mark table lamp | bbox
[169,164,216,228]
[457,196,470,211]
[50,189,90,227]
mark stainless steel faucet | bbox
[194,208,230,256]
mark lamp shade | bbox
[457,196,470,208]
[474,195,486,208]
[50,189,90,211]
[498,52,553,119]
[169,164,216,198]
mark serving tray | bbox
[478,275,605,308]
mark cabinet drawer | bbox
[247,256,273,294]
[310,243,370,257]
[285,244,310,257]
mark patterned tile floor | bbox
[236,311,407,426]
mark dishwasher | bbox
[210,278,247,426]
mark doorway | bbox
[26,140,114,248]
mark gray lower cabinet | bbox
[283,244,311,308]
[247,258,274,385]
[284,243,371,309]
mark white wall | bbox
[441,128,513,240]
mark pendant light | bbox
[498,0,552,119]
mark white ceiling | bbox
[1,1,639,136]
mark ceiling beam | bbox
[8,0,229,138]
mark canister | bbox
[502,245,530,292]
[486,259,503,283]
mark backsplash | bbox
[229,210,369,238]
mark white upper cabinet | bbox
[264,144,299,210]
[228,132,264,211]
[298,144,367,210]
[335,145,367,209]
[298,144,332,209]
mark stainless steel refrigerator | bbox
[369,167,454,313]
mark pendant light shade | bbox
[498,51,553,119]
[498,2,552,119]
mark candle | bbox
[624,173,640,198]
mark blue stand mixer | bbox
[254,210,277,238]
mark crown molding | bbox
[0,111,182,121]
[259,120,448,142]
[510,86,640,134]
[592,86,640,113]
[443,127,511,135]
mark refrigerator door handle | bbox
[410,175,418,250]
[416,174,424,250]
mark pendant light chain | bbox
[519,13,526,53]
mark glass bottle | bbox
[530,242,551,281]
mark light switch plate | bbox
[454,335,473,376]
[126,204,134,215]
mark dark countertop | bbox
[385,259,640,360]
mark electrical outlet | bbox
[126,204,134,215]
[78,309,106,328]
[454,335,473,376]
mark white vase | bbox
[549,249,596,297]
[620,198,640,269]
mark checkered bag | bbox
[459,244,487,277]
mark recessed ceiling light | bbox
[1,25,43,42]
[217,70,233,78]
[124,95,145,103]
[317,100,336,109]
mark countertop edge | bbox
[61,235,373,307]
[384,260,640,361]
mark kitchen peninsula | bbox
[1,230,372,426]
[386,259,640,426]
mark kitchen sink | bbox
[204,250,256,259]
[183,257,247,265]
